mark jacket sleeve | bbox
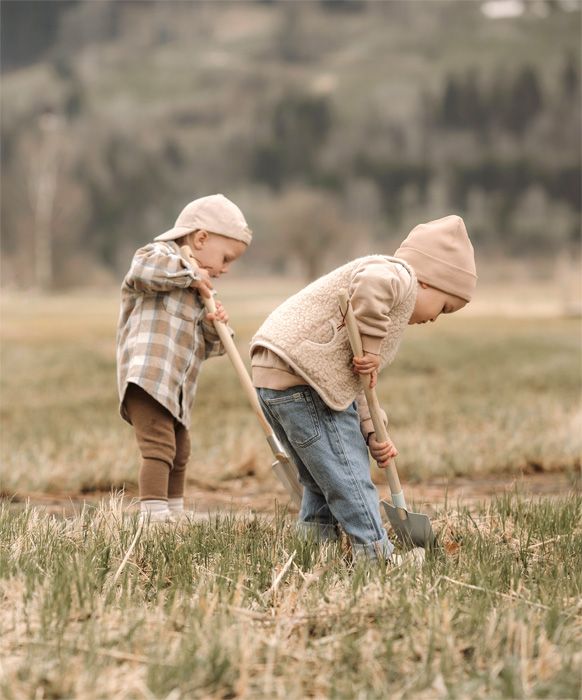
[348,259,412,355]
[355,390,388,443]
[200,319,235,360]
[123,243,199,294]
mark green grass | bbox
[0,287,580,497]
[0,494,580,698]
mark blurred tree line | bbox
[0,0,580,287]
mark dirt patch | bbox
[401,471,579,515]
[4,470,579,518]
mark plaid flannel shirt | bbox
[116,240,230,428]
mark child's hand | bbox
[352,353,380,389]
[206,300,228,324]
[190,269,213,299]
[368,434,398,468]
[180,244,214,299]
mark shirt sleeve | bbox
[355,390,388,442]
[200,319,235,360]
[123,242,199,294]
[348,259,412,355]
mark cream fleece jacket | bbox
[250,256,417,421]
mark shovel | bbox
[180,246,303,508]
[338,290,436,548]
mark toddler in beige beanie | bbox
[394,214,477,325]
[250,213,476,564]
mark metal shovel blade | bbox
[272,456,303,508]
[266,434,303,508]
[382,500,436,548]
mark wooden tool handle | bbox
[180,246,273,438]
[338,290,404,499]
[339,294,388,443]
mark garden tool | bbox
[181,246,303,508]
[338,290,436,548]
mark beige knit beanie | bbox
[394,215,477,301]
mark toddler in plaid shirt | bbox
[116,194,252,522]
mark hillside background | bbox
[1,0,580,289]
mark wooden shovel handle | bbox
[180,245,273,438]
[338,290,403,498]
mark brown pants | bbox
[123,383,191,501]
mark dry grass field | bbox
[0,278,581,698]
[1,278,580,500]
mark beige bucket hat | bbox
[155,194,252,245]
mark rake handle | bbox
[338,290,404,501]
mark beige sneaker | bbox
[391,547,426,567]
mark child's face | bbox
[184,230,247,278]
[408,282,466,324]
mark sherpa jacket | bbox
[116,240,229,428]
[250,256,417,417]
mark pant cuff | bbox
[351,532,394,562]
[296,520,340,542]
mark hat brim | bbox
[154,225,197,242]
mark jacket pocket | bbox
[303,319,339,348]
[163,290,197,322]
[263,389,321,448]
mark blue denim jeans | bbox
[257,385,394,562]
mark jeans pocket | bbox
[263,389,321,448]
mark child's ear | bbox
[192,230,208,249]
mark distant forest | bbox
[1,0,580,287]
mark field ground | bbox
[1,277,580,505]
[5,471,580,523]
[1,279,581,698]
